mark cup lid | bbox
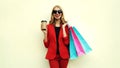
[41,20,47,22]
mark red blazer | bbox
[43,24,69,60]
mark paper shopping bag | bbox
[69,29,78,59]
[70,27,85,56]
[72,26,92,54]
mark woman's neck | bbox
[55,19,61,27]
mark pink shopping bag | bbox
[69,28,78,59]
[70,27,85,56]
[72,26,92,54]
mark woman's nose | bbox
[56,12,59,14]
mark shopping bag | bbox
[72,26,92,54]
[69,29,78,59]
[70,27,85,56]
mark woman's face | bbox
[52,7,62,20]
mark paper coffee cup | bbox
[41,20,47,31]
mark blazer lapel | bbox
[58,24,63,41]
[51,24,56,42]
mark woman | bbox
[42,5,69,68]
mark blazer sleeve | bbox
[43,25,49,48]
[63,25,69,46]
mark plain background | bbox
[0,0,120,68]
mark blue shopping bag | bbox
[69,29,78,59]
[72,26,92,54]
[70,27,85,56]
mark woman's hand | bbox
[62,23,67,28]
[62,23,68,37]
[42,30,47,34]
[42,30,47,42]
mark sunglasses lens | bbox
[52,10,57,14]
[58,10,62,14]
[52,10,62,14]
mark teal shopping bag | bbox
[72,26,92,54]
[70,27,85,56]
[69,28,78,59]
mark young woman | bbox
[42,5,70,68]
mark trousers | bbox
[49,55,69,68]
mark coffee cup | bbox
[41,20,47,31]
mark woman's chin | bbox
[55,17,60,20]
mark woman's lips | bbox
[55,15,60,17]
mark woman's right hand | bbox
[42,30,47,34]
[42,30,47,42]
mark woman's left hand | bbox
[62,23,68,37]
[62,23,67,28]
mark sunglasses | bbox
[52,10,62,14]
